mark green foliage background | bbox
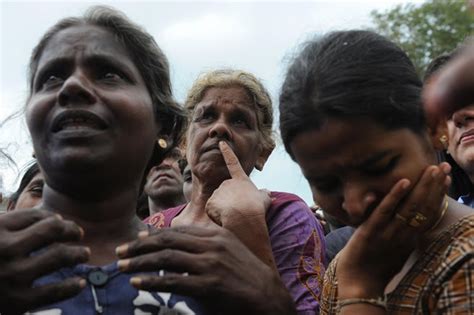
[371,0,473,77]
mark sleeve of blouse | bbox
[266,192,327,315]
[435,255,474,315]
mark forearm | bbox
[339,304,386,315]
[337,281,387,315]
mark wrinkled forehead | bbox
[199,86,253,107]
[193,86,261,123]
[37,24,133,71]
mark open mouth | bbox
[52,110,107,133]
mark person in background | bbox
[7,161,44,211]
[144,147,186,216]
[181,161,192,202]
[279,30,473,314]
[424,46,474,206]
[312,204,355,265]
[145,69,326,314]
[311,205,330,235]
[323,225,355,265]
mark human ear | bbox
[428,120,449,151]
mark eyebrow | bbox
[35,53,136,87]
[84,54,136,78]
[28,178,44,186]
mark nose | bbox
[157,157,175,169]
[452,108,474,128]
[58,71,96,107]
[341,183,376,218]
[208,118,232,141]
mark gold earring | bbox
[158,138,168,149]
[439,135,448,150]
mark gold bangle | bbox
[428,195,449,232]
[337,296,387,312]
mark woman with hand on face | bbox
[279,30,474,314]
[144,69,326,314]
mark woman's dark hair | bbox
[424,49,471,199]
[279,30,424,159]
[27,5,185,154]
[9,161,40,204]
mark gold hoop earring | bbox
[158,138,168,149]
[439,135,448,150]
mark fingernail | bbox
[138,231,149,239]
[79,278,87,288]
[78,226,85,239]
[55,214,63,220]
[432,168,439,177]
[115,244,128,257]
[401,179,410,189]
[130,277,142,287]
[117,259,130,271]
[83,247,91,257]
[364,193,376,204]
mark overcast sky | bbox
[0,0,422,204]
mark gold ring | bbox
[395,213,408,223]
[408,212,427,228]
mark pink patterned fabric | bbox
[145,191,326,314]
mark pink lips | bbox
[460,129,474,144]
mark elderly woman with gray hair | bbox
[145,69,326,314]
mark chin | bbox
[195,162,229,183]
[51,149,109,172]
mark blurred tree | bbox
[371,0,473,77]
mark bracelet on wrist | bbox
[336,296,386,313]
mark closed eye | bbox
[311,177,340,193]
[363,156,400,176]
